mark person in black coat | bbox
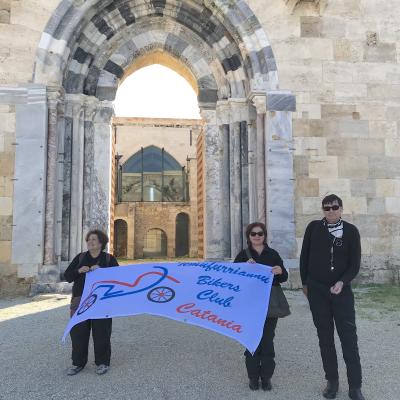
[300,194,365,400]
[64,229,119,376]
[234,222,288,392]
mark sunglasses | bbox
[250,231,264,237]
[323,205,340,211]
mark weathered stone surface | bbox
[300,16,321,38]
[0,215,12,240]
[363,42,397,63]
[0,240,11,262]
[338,156,369,178]
[368,156,400,178]
[295,177,319,197]
[294,137,326,156]
[319,178,351,198]
[308,156,338,178]
[350,179,376,197]
[333,39,363,62]
[327,138,384,156]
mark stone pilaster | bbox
[265,91,297,263]
[43,87,63,269]
[201,108,230,259]
[251,94,267,224]
[6,85,48,278]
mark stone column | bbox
[247,119,257,223]
[240,121,249,231]
[68,96,86,257]
[251,95,267,223]
[201,108,230,259]
[82,99,114,246]
[229,121,242,257]
[265,91,297,263]
[43,87,63,271]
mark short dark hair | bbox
[245,222,267,248]
[85,229,109,251]
[322,194,343,208]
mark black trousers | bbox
[308,282,362,389]
[244,317,278,380]
[70,318,112,367]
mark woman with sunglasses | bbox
[234,222,288,391]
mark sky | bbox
[113,64,201,119]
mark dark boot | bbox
[323,380,339,399]
[349,388,365,400]
[248,378,259,390]
[261,378,272,391]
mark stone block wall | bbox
[0,104,32,295]
[115,202,197,259]
[249,0,400,283]
[0,104,15,288]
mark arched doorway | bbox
[175,213,190,257]
[114,219,128,258]
[143,229,167,258]
[28,0,296,279]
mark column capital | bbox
[249,93,267,115]
[200,108,217,124]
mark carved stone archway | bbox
[9,0,296,283]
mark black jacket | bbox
[234,246,288,286]
[64,251,119,297]
[300,219,361,287]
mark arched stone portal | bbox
[10,0,296,281]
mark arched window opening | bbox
[175,213,190,257]
[118,146,188,202]
[114,219,128,258]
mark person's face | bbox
[322,200,342,224]
[86,234,102,252]
[249,227,265,247]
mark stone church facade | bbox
[0,0,399,295]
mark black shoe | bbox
[67,365,84,376]
[249,378,259,390]
[349,388,365,400]
[261,378,272,391]
[323,380,339,399]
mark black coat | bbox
[300,219,361,286]
[233,245,288,286]
[64,251,119,297]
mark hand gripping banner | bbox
[62,261,273,353]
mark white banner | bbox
[63,261,273,353]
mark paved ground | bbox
[0,291,399,400]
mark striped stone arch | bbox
[34,0,279,98]
[26,0,296,281]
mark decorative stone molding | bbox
[250,94,267,115]
[285,0,325,14]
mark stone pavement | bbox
[0,291,398,400]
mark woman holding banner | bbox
[64,229,119,376]
[234,222,289,391]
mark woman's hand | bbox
[78,266,90,274]
[330,281,344,295]
[247,258,256,264]
[90,265,100,272]
[271,265,283,275]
